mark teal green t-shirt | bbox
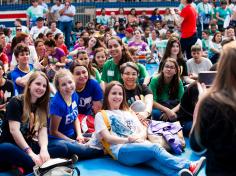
[137,63,149,84]
[216,7,231,25]
[101,59,149,84]
[101,59,122,83]
[26,6,47,22]
[149,75,184,103]
[94,68,102,83]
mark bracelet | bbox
[23,147,32,154]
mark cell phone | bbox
[198,71,217,87]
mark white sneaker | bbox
[178,169,193,176]
[189,156,206,176]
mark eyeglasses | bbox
[164,64,175,70]
[123,72,138,77]
[16,28,22,31]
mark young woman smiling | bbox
[49,69,103,159]
[149,58,184,121]
[75,50,104,90]
[0,71,68,174]
[95,81,205,176]
[120,62,153,121]
[102,36,149,85]
[70,63,103,116]
[160,37,190,84]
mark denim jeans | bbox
[152,108,162,120]
[181,120,193,137]
[118,143,191,176]
[49,139,104,160]
[59,21,73,48]
[0,142,68,174]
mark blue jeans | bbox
[152,108,162,120]
[59,21,73,48]
[49,139,104,160]
[181,121,193,137]
[0,142,68,174]
[118,143,191,176]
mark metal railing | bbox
[0,0,182,5]
[74,6,96,25]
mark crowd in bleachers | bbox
[0,0,236,175]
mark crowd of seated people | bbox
[1,0,236,175]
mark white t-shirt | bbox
[95,110,143,159]
[187,57,213,75]
[58,4,76,22]
[30,26,49,40]
[46,28,62,36]
[11,45,38,69]
[50,4,64,21]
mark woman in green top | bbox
[75,50,105,91]
[149,58,184,121]
[102,36,133,84]
[102,36,150,85]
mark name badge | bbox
[107,70,114,76]
[72,101,77,109]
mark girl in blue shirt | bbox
[49,69,103,159]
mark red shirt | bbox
[58,44,69,55]
[180,4,197,38]
[0,52,8,65]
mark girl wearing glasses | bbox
[102,36,149,85]
[149,58,184,121]
[160,37,191,84]
[120,62,153,121]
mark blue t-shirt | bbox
[50,91,79,137]
[11,64,34,95]
[76,79,103,115]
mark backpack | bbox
[99,110,116,160]
[33,155,80,176]
[78,114,95,133]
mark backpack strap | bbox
[100,110,111,131]
[100,110,116,160]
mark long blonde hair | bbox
[193,41,236,146]
[22,71,50,129]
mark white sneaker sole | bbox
[193,156,206,176]
[178,169,193,176]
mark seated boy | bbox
[187,44,212,81]
[11,43,34,95]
